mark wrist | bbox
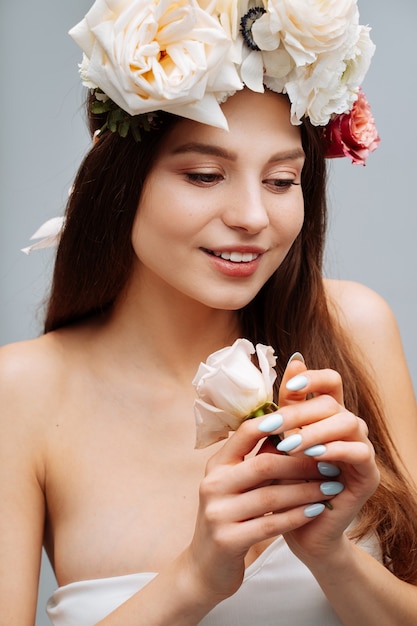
[168,549,232,622]
[302,534,358,582]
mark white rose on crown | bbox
[283,24,375,126]
[261,0,360,65]
[69,0,377,133]
[69,0,242,130]
[232,0,375,126]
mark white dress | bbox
[46,534,381,625]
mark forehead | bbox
[159,89,303,159]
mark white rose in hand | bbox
[193,338,277,449]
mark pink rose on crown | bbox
[192,338,278,449]
[324,90,380,165]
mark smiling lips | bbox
[212,250,259,263]
[205,249,260,263]
[204,248,263,278]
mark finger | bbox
[279,353,308,407]
[232,502,328,547]
[270,393,351,438]
[274,409,369,455]
[203,501,329,554]
[281,368,345,407]
[222,453,325,493]
[208,413,283,466]
[218,481,336,523]
[303,440,377,476]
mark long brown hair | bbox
[44,96,417,583]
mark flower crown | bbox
[22,2,380,255]
[70,0,379,165]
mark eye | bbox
[263,179,301,193]
[185,172,224,186]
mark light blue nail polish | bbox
[304,444,327,457]
[258,413,284,433]
[317,462,341,477]
[277,433,302,452]
[286,374,309,392]
[320,481,344,496]
[304,503,326,518]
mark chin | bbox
[200,289,263,312]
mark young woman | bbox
[1,1,417,625]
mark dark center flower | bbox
[240,7,267,51]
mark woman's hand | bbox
[275,359,380,567]
[187,358,380,602]
[187,360,350,601]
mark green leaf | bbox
[108,118,118,133]
[118,120,130,138]
[91,101,111,114]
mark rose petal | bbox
[21,217,65,255]
[194,399,242,449]
[256,343,277,391]
[162,93,230,130]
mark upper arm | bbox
[0,343,49,625]
[325,279,417,484]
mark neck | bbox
[100,279,242,384]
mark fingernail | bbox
[304,444,327,457]
[320,481,344,496]
[304,503,326,518]
[287,352,305,365]
[258,413,284,433]
[317,462,340,477]
[276,433,302,452]
[286,374,309,392]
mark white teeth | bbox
[212,251,259,263]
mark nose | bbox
[221,180,270,234]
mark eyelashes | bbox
[185,172,301,192]
[263,179,301,191]
[185,172,223,185]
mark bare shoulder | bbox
[0,333,62,374]
[0,333,65,395]
[0,334,67,435]
[324,279,397,336]
[323,277,412,395]
[323,278,398,346]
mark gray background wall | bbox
[1,2,415,624]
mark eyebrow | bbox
[171,142,237,160]
[171,142,305,163]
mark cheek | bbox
[291,205,305,237]
[130,205,162,263]
[275,198,304,245]
[131,188,173,251]
[130,202,196,268]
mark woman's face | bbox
[131,89,305,311]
